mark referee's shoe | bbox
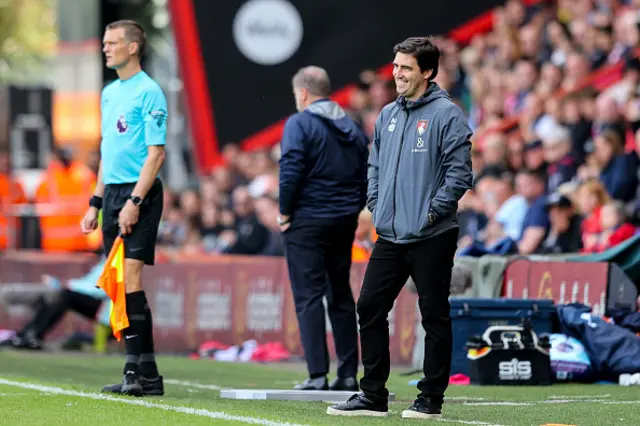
[102,373,164,397]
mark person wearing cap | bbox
[539,192,583,254]
[523,139,546,174]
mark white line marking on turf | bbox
[164,379,222,390]
[445,397,487,401]
[462,399,640,407]
[549,394,610,399]
[0,378,306,426]
[437,420,508,426]
[464,402,534,406]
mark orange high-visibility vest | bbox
[35,160,102,252]
[0,174,27,250]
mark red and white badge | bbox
[416,119,429,136]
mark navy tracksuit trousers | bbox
[282,214,359,379]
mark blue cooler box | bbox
[450,298,556,376]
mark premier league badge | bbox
[117,115,128,134]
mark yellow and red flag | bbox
[96,236,129,341]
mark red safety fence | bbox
[0,252,612,364]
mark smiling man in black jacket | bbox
[279,66,369,392]
[328,37,473,419]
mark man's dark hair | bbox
[393,36,439,80]
[106,19,147,58]
[518,167,546,183]
[292,66,331,97]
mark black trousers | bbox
[21,289,102,340]
[357,228,458,404]
[283,215,359,378]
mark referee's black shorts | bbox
[102,179,163,266]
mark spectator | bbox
[593,93,626,141]
[200,202,228,253]
[594,130,638,202]
[253,195,284,256]
[223,186,270,255]
[539,192,583,254]
[516,168,550,254]
[523,139,547,173]
[506,138,525,171]
[577,178,611,253]
[594,200,638,252]
[457,189,487,246]
[561,93,593,164]
[157,197,186,247]
[482,133,508,168]
[494,175,529,241]
[543,125,578,193]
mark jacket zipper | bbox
[391,108,409,241]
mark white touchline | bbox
[549,394,610,399]
[463,399,640,407]
[464,402,534,407]
[437,420,509,426]
[444,397,487,401]
[0,378,306,426]
[164,379,222,390]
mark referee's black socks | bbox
[123,291,148,376]
[140,291,159,378]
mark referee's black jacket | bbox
[279,99,369,219]
[367,82,473,244]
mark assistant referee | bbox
[81,20,167,397]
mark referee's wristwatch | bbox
[427,212,436,226]
[128,195,143,206]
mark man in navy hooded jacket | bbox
[279,66,369,392]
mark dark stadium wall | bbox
[170,0,530,173]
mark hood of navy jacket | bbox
[366,83,473,243]
[305,100,369,151]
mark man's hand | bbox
[81,207,99,234]
[278,214,291,232]
[119,200,140,235]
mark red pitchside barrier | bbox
[0,252,611,363]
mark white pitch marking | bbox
[445,396,488,401]
[464,402,534,407]
[164,379,222,390]
[548,394,610,399]
[0,378,306,426]
[437,419,509,426]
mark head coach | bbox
[328,37,473,419]
[80,20,167,397]
[278,66,370,392]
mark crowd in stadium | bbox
[153,0,640,260]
